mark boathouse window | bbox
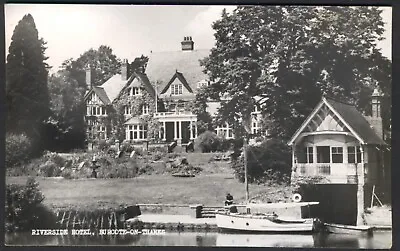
[317,146,330,163]
[348,146,362,163]
[298,147,313,163]
[331,147,343,163]
[306,147,313,163]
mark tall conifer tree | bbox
[6,14,50,145]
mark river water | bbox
[5,231,392,248]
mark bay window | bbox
[126,124,148,140]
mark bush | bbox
[232,138,292,184]
[39,161,62,177]
[5,178,56,232]
[97,158,139,178]
[6,133,34,167]
[195,131,221,153]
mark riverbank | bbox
[6,174,294,211]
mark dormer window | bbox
[142,104,150,115]
[130,87,142,96]
[171,84,183,95]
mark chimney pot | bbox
[85,64,92,90]
[121,59,129,80]
[181,36,194,51]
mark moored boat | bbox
[215,211,315,233]
[324,223,374,236]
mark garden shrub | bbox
[97,158,139,178]
[6,133,34,167]
[39,160,62,177]
[195,131,221,153]
[6,178,56,232]
[97,139,109,151]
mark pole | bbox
[155,83,158,113]
[244,137,249,202]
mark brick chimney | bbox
[365,87,383,139]
[85,64,92,90]
[181,36,194,51]
[121,59,129,80]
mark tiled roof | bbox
[124,117,145,125]
[100,74,129,102]
[92,87,111,105]
[145,49,210,92]
[324,97,385,145]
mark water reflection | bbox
[5,231,392,248]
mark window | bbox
[130,87,142,96]
[307,147,314,163]
[348,146,362,163]
[124,105,132,115]
[298,147,313,164]
[317,146,330,163]
[171,84,183,95]
[88,106,106,116]
[126,124,148,140]
[252,121,260,134]
[98,125,106,140]
[331,147,343,163]
[142,104,150,115]
[216,123,233,139]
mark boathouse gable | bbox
[289,94,385,185]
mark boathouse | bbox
[288,89,387,225]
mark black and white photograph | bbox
[4,4,392,248]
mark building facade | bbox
[83,37,264,146]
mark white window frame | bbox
[331,146,343,163]
[142,104,150,115]
[171,84,183,95]
[130,87,142,96]
[126,124,148,140]
[348,146,361,164]
[124,105,132,115]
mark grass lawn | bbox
[6,173,292,211]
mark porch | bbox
[294,163,361,184]
[154,111,198,144]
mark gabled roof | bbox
[83,86,111,105]
[100,74,130,103]
[113,71,155,102]
[160,71,193,94]
[145,49,210,92]
[92,87,111,105]
[324,97,385,145]
[288,97,385,146]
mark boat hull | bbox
[216,213,314,233]
[324,223,374,235]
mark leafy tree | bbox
[6,14,50,149]
[46,70,86,151]
[201,6,389,140]
[61,45,122,88]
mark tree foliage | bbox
[201,6,390,140]
[6,14,50,147]
[61,45,122,88]
[46,70,86,151]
